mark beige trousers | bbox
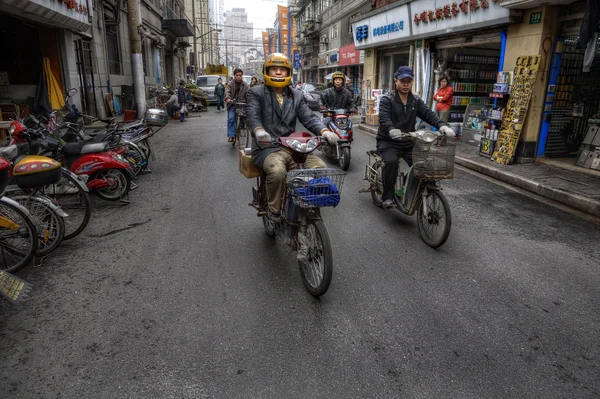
[263,148,326,214]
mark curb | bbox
[358,123,600,217]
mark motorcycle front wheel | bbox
[298,219,333,297]
[339,147,351,171]
[416,189,451,249]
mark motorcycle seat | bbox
[81,142,109,154]
[62,142,109,157]
[117,120,144,131]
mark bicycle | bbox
[232,101,247,149]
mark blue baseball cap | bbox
[394,66,414,80]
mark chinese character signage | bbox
[338,44,362,66]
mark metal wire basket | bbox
[412,141,456,180]
[286,168,346,207]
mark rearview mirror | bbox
[68,88,78,97]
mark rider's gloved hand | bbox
[254,128,271,144]
[321,130,339,144]
[439,126,456,137]
[389,129,405,140]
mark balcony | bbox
[163,18,194,37]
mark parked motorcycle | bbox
[362,129,455,248]
[248,132,346,297]
[320,108,354,171]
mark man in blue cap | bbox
[377,65,455,209]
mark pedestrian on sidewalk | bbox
[433,75,453,124]
[177,80,187,122]
[225,68,249,143]
[166,90,179,119]
[215,78,225,112]
[377,66,455,209]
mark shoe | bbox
[180,120,186,122]
[268,209,281,223]
[228,137,234,142]
[382,199,395,209]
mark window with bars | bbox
[104,8,121,75]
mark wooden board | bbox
[491,55,541,165]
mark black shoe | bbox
[268,209,282,223]
[382,199,395,209]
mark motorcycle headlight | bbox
[9,125,16,135]
[412,130,437,143]
[289,138,319,153]
[336,118,348,129]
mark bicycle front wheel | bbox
[41,169,92,240]
[0,198,37,272]
[236,117,247,149]
[416,189,451,248]
[298,219,333,297]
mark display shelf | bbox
[453,92,490,95]
[448,62,499,68]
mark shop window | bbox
[104,8,121,75]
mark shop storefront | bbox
[535,0,600,171]
[0,1,92,122]
[338,44,364,95]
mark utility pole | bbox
[127,0,146,116]
[225,38,228,74]
[192,0,197,76]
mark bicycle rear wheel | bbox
[12,195,65,256]
[0,198,37,272]
[298,220,333,297]
[41,169,91,240]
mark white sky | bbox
[224,0,288,39]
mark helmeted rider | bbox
[320,71,357,127]
[377,66,455,209]
[246,53,339,222]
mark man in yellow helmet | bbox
[246,53,338,222]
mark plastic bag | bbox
[180,104,187,114]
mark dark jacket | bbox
[224,80,250,110]
[321,87,356,111]
[246,84,327,168]
[177,86,186,105]
[377,91,444,142]
[577,0,600,48]
[214,83,225,98]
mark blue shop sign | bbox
[373,21,404,37]
[355,25,368,42]
[330,54,338,63]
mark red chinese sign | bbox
[338,44,361,66]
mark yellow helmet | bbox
[331,71,346,83]
[263,53,293,88]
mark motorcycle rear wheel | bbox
[298,219,333,297]
[416,189,451,249]
[94,169,131,201]
[339,147,351,171]
[370,160,384,207]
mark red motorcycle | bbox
[10,120,133,201]
[248,132,346,297]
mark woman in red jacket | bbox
[433,75,453,124]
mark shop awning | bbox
[0,0,91,33]
[163,19,194,37]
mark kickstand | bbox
[130,182,139,191]
[119,191,131,205]
[142,167,152,174]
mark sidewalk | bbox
[359,123,600,218]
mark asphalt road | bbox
[1,107,599,398]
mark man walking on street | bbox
[177,80,187,122]
[225,69,249,143]
[215,78,225,112]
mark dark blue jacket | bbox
[177,86,186,105]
